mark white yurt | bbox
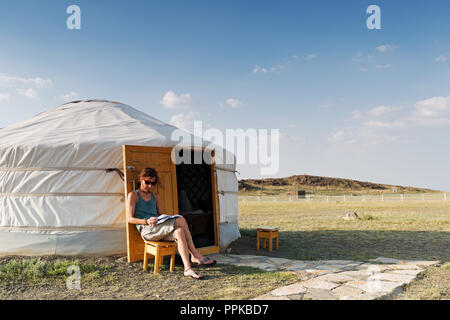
[0,100,240,256]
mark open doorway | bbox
[176,149,215,248]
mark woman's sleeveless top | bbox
[134,191,157,232]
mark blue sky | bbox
[1,0,450,190]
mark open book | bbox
[156,214,183,225]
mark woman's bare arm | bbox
[126,192,148,225]
[154,193,164,215]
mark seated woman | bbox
[126,167,216,279]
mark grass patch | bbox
[229,199,450,299]
[396,262,450,300]
[359,214,378,221]
[0,257,110,286]
[0,256,298,300]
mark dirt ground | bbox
[0,255,298,300]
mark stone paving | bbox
[209,254,438,300]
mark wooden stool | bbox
[256,227,279,252]
[143,240,177,274]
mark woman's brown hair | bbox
[137,167,161,189]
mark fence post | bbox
[381,194,384,202]
[422,194,425,201]
[444,193,447,201]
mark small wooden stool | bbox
[143,240,177,274]
[256,227,279,252]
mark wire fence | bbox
[238,193,449,203]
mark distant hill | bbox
[238,174,437,195]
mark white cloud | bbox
[376,44,397,53]
[169,111,199,132]
[435,55,447,63]
[328,129,348,142]
[0,93,10,102]
[0,73,52,88]
[352,110,363,119]
[252,54,300,74]
[57,91,80,101]
[375,64,393,69]
[220,98,245,108]
[361,120,407,129]
[252,65,268,74]
[306,54,317,61]
[352,106,397,120]
[410,96,450,125]
[16,88,39,99]
[161,90,192,109]
[367,105,396,116]
[329,95,450,148]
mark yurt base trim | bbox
[0,229,127,257]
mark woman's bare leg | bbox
[173,227,202,278]
[173,228,191,269]
[173,217,210,263]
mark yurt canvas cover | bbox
[0,100,240,256]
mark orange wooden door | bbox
[123,145,179,262]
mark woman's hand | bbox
[146,217,158,227]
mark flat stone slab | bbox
[270,283,308,296]
[296,278,340,291]
[331,285,365,299]
[338,293,379,300]
[369,257,400,264]
[370,272,417,283]
[338,270,374,280]
[315,273,357,284]
[307,264,347,272]
[251,294,291,300]
[356,263,397,272]
[266,257,293,266]
[346,280,405,295]
[390,269,424,276]
[319,260,363,265]
[209,254,238,264]
[283,261,309,271]
[369,257,439,268]
[302,288,339,300]
[213,254,435,300]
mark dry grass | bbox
[0,255,298,300]
[229,199,450,299]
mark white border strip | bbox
[0,167,120,172]
[0,192,123,197]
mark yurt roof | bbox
[0,100,185,148]
[0,100,235,170]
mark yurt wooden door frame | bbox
[123,145,220,263]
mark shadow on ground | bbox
[228,229,450,262]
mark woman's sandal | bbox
[184,267,204,280]
[191,257,217,267]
